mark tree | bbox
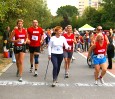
[56,5,79,27]
[102,0,115,22]
[0,0,52,29]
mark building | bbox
[77,0,103,16]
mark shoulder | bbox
[27,27,33,31]
[38,27,43,31]
[50,36,55,41]
[60,36,66,40]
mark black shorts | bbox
[29,46,40,53]
[14,45,26,54]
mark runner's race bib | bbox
[97,54,104,59]
[54,46,61,51]
[18,39,24,44]
[32,35,38,41]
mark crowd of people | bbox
[2,19,115,87]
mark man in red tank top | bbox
[90,26,109,46]
[10,19,28,82]
[27,20,44,77]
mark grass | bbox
[0,36,3,40]
[0,59,3,64]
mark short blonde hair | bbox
[17,19,23,25]
[67,25,72,28]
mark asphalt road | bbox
[0,50,115,99]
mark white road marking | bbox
[0,63,13,76]
[78,52,115,78]
[0,81,115,87]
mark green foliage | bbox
[0,0,52,30]
[56,5,79,28]
[102,0,115,22]
[50,16,63,28]
[57,5,79,17]
[82,6,101,27]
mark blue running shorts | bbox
[92,55,106,65]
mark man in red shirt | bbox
[10,19,28,82]
[27,20,44,77]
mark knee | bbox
[34,54,39,64]
[95,70,100,74]
[102,69,107,72]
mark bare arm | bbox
[105,35,110,45]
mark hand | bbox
[26,40,30,44]
[23,41,26,45]
[17,39,21,42]
[68,46,71,50]
[40,40,43,44]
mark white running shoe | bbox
[99,77,105,84]
[52,81,56,87]
[30,67,33,73]
[94,80,98,85]
[18,77,23,82]
[34,71,38,77]
[72,56,76,60]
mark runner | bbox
[90,26,109,45]
[27,20,44,77]
[48,26,70,87]
[63,25,76,78]
[88,33,108,85]
[9,19,28,82]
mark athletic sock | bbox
[31,64,33,68]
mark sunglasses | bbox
[97,29,102,31]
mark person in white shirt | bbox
[48,26,70,87]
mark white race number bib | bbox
[18,39,24,44]
[97,54,104,59]
[32,35,38,41]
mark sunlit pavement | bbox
[0,50,115,99]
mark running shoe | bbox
[16,70,19,77]
[65,72,69,78]
[34,71,38,77]
[30,67,33,73]
[99,77,105,84]
[18,77,23,82]
[94,80,98,85]
[72,56,76,60]
[52,81,56,87]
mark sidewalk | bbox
[82,51,115,75]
